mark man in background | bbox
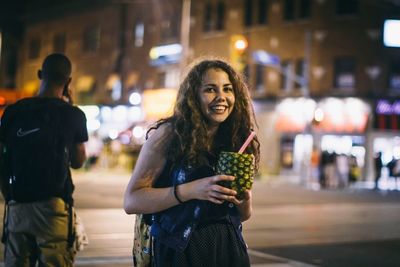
[0,53,88,266]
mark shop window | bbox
[29,38,41,59]
[155,68,179,88]
[202,1,225,32]
[244,0,269,27]
[255,64,265,92]
[333,57,356,89]
[83,25,100,52]
[336,0,359,16]
[299,0,312,19]
[156,72,167,88]
[53,32,66,53]
[283,0,295,21]
[295,59,304,89]
[281,137,294,169]
[216,1,225,30]
[165,68,180,88]
[388,61,400,91]
[203,3,214,32]
[280,60,294,91]
[258,0,269,25]
[134,21,144,47]
[244,0,253,26]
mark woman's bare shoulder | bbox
[145,122,174,151]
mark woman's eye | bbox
[224,87,233,92]
[205,87,215,92]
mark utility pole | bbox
[180,0,191,72]
[303,30,312,97]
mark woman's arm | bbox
[123,124,239,215]
[123,123,176,214]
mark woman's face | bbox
[198,68,235,128]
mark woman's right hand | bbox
[179,175,238,204]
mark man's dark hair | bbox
[40,53,71,84]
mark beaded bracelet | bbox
[173,184,184,204]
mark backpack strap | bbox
[65,173,75,248]
[1,202,8,244]
[67,202,74,247]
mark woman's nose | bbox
[215,89,227,100]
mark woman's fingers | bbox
[211,184,237,196]
[212,174,235,183]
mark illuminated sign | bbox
[376,99,400,115]
[275,97,369,133]
[252,50,280,66]
[149,44,182,66]
[374,99,400,130]
[383,19,400,48]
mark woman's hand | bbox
[227,189,251,206]
[235,189,252,222]
[179,175,238,204]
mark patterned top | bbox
[150,159,245,252]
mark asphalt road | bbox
[1,168,400,266]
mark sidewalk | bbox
[71,207,316,267]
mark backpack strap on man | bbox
[65,173,75,248]
[1,202,8,244]
[67,202,74,247]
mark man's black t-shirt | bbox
[0,97,88,201]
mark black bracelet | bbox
[173,184,184,204]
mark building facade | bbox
[3,0,400,186]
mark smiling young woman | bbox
[124,58,260,267]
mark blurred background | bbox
[1,0,400,190]
[2,1,400,266]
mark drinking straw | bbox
[238,131,256,154]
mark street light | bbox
[230,35,248,72]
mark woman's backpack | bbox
[133,214,152,267]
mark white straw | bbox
[238,131,256,154]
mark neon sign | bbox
[376,100,400,115]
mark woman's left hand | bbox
[228,189,251,205]
[232,189,252,222]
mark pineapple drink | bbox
[216,151,255,200]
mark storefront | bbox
[366,99,400,190]
[78,88,177,170]
[256,97,370,187]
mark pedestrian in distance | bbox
[374,152,383,190]
[0,53,88,266]
[124,58,260,267]
[387,157,400,189]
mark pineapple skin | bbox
[216,151,255,200]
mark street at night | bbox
[1,0,400,266]
[1,168,399,266]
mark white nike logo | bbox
[16,128,40,137]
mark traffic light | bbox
[230,35,248,73]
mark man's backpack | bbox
[2,99,72,203]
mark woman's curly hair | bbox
[150,58,260,171]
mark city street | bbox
[0,168,400,266]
